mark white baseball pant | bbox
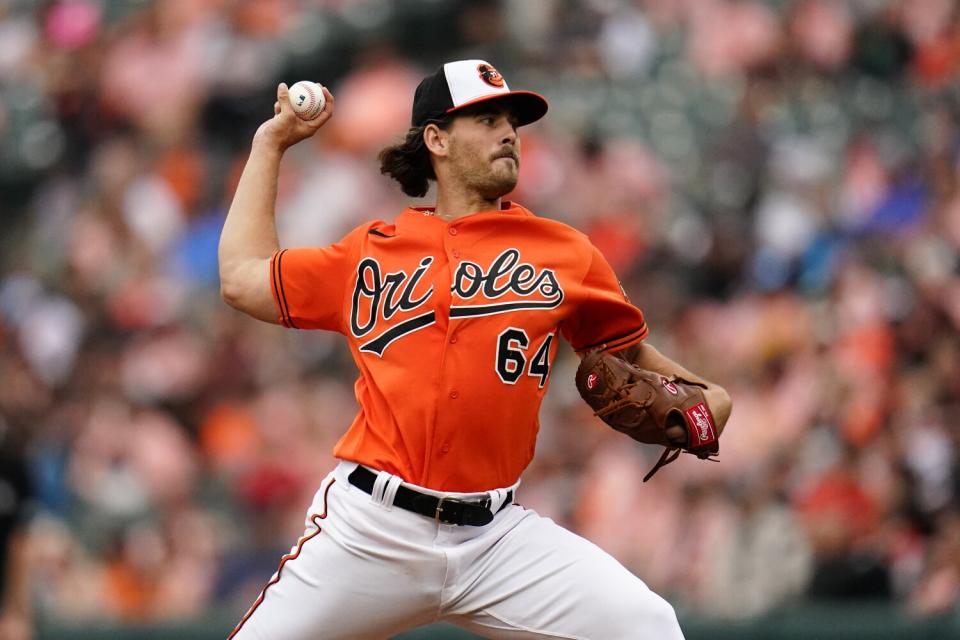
[229,461,684,640]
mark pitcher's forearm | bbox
[219,139,284,269]
[217,138,287,319]
[616,342,733,432]
[217,83,334,322]
[702,385,732,431]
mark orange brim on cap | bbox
[412,59,548,127]
[445,90,548,127]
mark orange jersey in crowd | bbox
[270,202,647,491]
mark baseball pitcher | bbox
[219,60,733,639]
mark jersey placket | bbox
[422,221,463,479]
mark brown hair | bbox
[378,117,452,198]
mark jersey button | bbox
[449,336,458,344]
[452,249,461,258]
[450,390,459,399]
[441,444,451,454]
[448,227,458,236]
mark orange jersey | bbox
[270,202,647,491]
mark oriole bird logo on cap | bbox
[477,63,505,88]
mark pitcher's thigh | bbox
[447,511,684,640]
[229,524,436,640]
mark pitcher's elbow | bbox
[218,268,244,309]
[220,284,238,309]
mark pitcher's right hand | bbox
[254,82,335,152]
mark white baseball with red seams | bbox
[288,81,325,120]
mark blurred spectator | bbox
[691,459,813,619]
[0,422,35,640]
[799,445,891,600]
[910,509,960,616]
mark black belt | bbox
[347,465,513,526]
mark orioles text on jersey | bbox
[269,201,647,491]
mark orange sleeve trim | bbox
[577,322,648,353]
[270,250,296,329]
[604,323,649,353]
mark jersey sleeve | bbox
[560,243,648,353]
[270,229,361,332]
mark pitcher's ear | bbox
[423,123,449,157]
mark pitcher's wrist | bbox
[252,127,289,155]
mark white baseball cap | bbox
[411,59,548,127]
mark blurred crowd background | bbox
[1,0,960,635]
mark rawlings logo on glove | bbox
[575,350,719,481]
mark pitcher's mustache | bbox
[492,148,519,164]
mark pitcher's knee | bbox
[603,592,683,639]
[644,596,682,636]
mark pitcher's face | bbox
[444,105,521,200]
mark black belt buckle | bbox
[434,496,493,526]
[434,496,464,525]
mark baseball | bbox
[288,81,326,120]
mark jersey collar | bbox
[399,201,531,230]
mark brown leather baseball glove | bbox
[575,350,720,481]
